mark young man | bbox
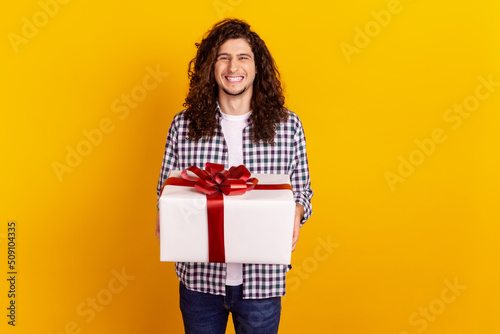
[156,19,313,334]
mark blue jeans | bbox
[179,282,281,334]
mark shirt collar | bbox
[216,100,252,120]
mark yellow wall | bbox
[2,0,499,333]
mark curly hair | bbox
[183,18,288,144]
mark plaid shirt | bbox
[156,107,313,299]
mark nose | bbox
[229,59,238,73]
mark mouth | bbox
[225,75,244,83]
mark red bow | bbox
[181,163,259,196]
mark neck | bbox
[218,90,252,116]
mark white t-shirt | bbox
[220,110,251,286]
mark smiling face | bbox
[214,38,256,99]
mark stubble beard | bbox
[222,86,247,96]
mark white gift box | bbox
[159,171,296,265]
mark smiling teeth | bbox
[227,76,243,82]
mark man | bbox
[156,18,313,334]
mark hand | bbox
[156,211,160,243]
[292,204,304,251]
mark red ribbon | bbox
[162,163,292,263]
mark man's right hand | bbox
[156,211,160,243]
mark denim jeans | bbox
[179,282,281,334]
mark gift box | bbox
[159,164,296,265]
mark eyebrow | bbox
[217,52,253,58]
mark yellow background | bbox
[1,0,499,333]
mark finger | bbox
[291,230,299,251]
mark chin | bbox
[222,87,247,96]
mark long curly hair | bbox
[183,18,288,144]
